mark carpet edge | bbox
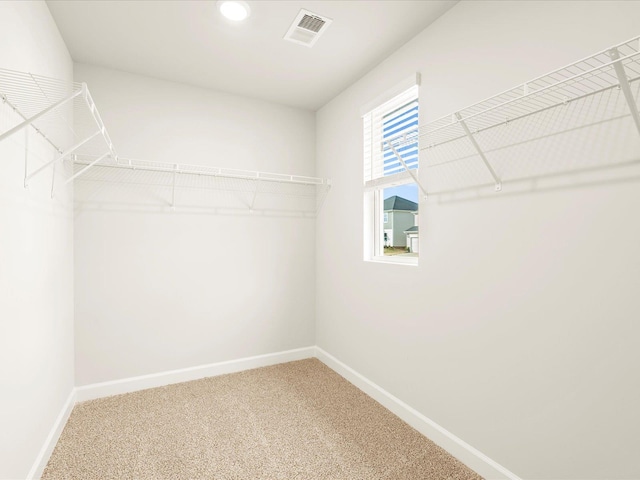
[314,346,523,480]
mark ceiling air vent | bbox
[284,9,333,48]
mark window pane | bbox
[382,99,419,177]
[363,83,419,264]
[381,184,418,257]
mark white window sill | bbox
[365,256,418,266]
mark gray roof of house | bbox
[384,196,418,212]
[404,226,419,233]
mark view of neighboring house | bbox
[383,195,418,249]
[404,211,419,253]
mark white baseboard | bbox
[314,347,522,480]
[26,388,76,480]
[75,346,316,402]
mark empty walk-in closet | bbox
[1,1,639,479]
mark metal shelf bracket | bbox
[609,47,640,136]
[171,163,179,209]
[24,130,101,187]
[385,132,429,200]
[455,112,502,192]
[0,88,84,144]
[249,176,262,212]
[65,152,111,185]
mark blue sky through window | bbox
[383,183,418,203]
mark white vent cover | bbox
[284,9,333,47]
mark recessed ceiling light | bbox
[218,1,251,22]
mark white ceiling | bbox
[46,0,457,111]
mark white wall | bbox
[73,65,316,386]
[0,2,74,478]
[316,1,640,479]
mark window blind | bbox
[363,85,419,186]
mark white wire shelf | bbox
[416,35,640,195]
[72,156,331,216]
[0,68,330,215]
[0,67,118,193]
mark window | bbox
[363,83,420,263]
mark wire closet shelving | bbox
[0,68,118,191]
[73,156,331,216]
[0,68,330,216]
[414,35,640,196]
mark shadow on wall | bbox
[432,157,640,205]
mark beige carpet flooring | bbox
[42,358,483,479]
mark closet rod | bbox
[74,157,328,186]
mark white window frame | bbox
[366,180,418,265]
[363,76,423,265]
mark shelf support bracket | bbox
[385,135,429,200]
[24,130,101,186]
[171,164,179,209]
[82,86,119,164]
[455,112,502,191]
[2,93,63,154]
[65,152,110,185]
[315,180,331,216]
[609,47,640,137]
[50,150,57,198]
[249,176,261,212]
[23,128,29,188]
[0,88,83,144]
